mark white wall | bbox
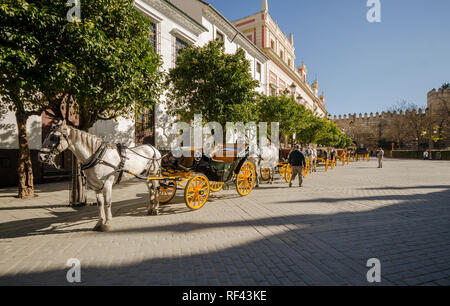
[90,116,136,147]
[0,106,42,150]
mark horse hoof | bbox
[99,224,111,232]
[148,210,159,216]
[92,223,102,232]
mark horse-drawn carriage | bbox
[336,149,350,166]
[355,146,370,162]
[156,145,257,210]
[316,148,335,171]
[259,147,310,183]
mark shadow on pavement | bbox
[0,185,449,286]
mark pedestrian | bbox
[423,150,429,160]
[377,147,384,168]
[288,144,306,188]
[311,147,318,172]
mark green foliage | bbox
[1,0,164,129]
[166,40,259,126]
[0,0,51,116]
[257,95,302,138]
[256,94,352,148]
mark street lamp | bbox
[290,83,297,97]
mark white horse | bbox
[306,146,317,173]
[252,143,279,186]
[39,121,162,232]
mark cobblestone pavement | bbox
[0,159,449,286]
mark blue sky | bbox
[206,0,450,116]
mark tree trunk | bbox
[15,111,34,199]
[69,118,90,207]
[70,155,87,206]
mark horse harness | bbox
[81,143,133,187]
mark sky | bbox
[206,0,450,116]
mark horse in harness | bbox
[39,121,162,232]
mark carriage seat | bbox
[211,145,242,164]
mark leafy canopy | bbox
[166,40,259,126]
[1,0,164,129]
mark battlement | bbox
[427,87,450,98]
[333,108,427,122]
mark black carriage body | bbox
[163,147,250,183]
[195,155,247,183]
[356,147,369,155]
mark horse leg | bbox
[101,180,114,232]
[147,181,160,216]
[255,163,260,188]
[93,191,106,231]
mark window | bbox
[288,58,291,68]
[175,37,188,58]
[135,108,154,134]
[149,22,157,53]
[280,50,284,60]
[270,39,275,50]
[216,31,224,42]
[256,62,261,74]
[270,85,277,96]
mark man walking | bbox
[288,145,306,187]
[377,147,384,168]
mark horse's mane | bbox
[67,126,104,154]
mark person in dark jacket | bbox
[288,145,306,187]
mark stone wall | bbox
[333,88,450,151]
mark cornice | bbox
[202,6,269,64]
[136,0,207,36]
[265,48,326,113]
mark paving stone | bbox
[0,159,449,285]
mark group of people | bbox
[286,145,322,188]
[286,145,386,187]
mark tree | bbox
[294,108,325,145]
[166,40,259,127]
[1,0,164,202]
[0,0,55,198]
[257,95,302,143]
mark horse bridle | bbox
[39,126,69,169]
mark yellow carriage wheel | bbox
[236,161,256,196]
[303,157,310,178]
[302,166,309,178]
[159,180,177,204]
[184,174,210,210]
[279,164,287,177]
[285,165,293,183]
[260,168,271,181]
[210,181,224,192]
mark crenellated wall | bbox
[333,87,450,151]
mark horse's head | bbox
[39,120,70,168]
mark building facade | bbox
[231,0,327,117]
[143,0,269,150]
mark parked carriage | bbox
[156,145,256,210]
[355,146,370,162]
[316,148,335,171]
[336,149,350,166]
[259,147,310,183]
